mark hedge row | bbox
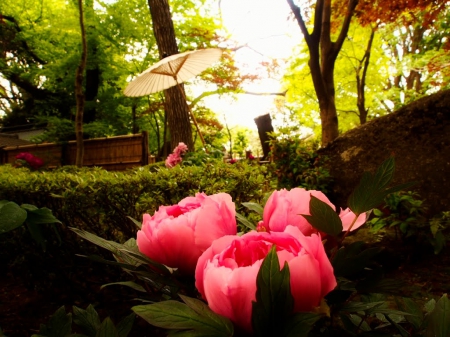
[0,161,272,241]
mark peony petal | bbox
[288,254,323,311]
[195,235,238,298]
[194,196,236,251]
[203,261,261,333]
[340,208,368,232]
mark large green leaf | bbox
[348,157,415,215]
[179,295,234,336]
[21,204,62,225]
[31,306,73,337]
[252,245,294,337]
[301,196,343,236]
[0,201,27,234]
[396,297,424,330]
[283,312,321,337]
[425,294,450,337]
[242,202,264,216]
[71,227,171,274]
[100,281,146,293]
[235,212,256,230]
[95,317,120,337]
[73,305,101,337]
[132,299,233,336]
[116,313,135,337]
[332,241,383,278]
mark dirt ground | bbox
[1,228,449,337]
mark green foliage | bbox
[301,196,343,236]
[368,191,448,254]
[268,135,332,192]
[181,146,225,166]
[252,246,321,337]
[0,161,270,241]
[31,305,135,337]
[132,295,234,337]
[348,156,416,216]
[0,200,61,251]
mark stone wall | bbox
[318,89,450,216]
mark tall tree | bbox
[75,0,88,167]
[146,0,193,150]
[286,0,359,146]
[286,0,449,145]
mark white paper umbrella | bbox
[123,48,223,147]
[124,48,223,96]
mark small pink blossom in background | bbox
[165,142,188,168]
[229,158,237,164]
[195,228,337,333]
[15,152,44,170]
[136,192,237,275]
[261,188,367,236]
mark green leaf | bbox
[425,294,450,337]
[301,196,343,236]
[252,245,294,337]
[127,216,141,229]
[179,295,234,336]
[26,222,47,251]
[116,313,135,337]
[0,201,27,234]
[332,241,382,278]
[283,312,321,337]
[71,227,171,274]
[242,202,264,216]
[95,317,120,337]
[384,314,410,337]
[132,300,232,336]
[34,306,73,337]
[397,297,423,330]
[340,301,385,313]
[100,281,146,293]
[73,305,101,337]
[235,212,256,230]
[21,204,62,225]
[348,157,415,215]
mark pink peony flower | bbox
[195,227,337,333]
[15,152,44,170]
[136,192,237,275]
[261,188,367,236]
[165,142,188,168]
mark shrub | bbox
[268,135,332,192]
[368,191,448,254]
[0,160,271,241]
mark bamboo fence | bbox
[0,132,150,171]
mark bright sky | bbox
[202,0,302,130]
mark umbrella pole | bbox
[175,82,206,149]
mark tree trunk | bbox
[75,0,87,167]
[287,0,358,147]
[147,0,193,151]
[356,26,376,125]
[254,113,274,160]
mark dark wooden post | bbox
[254,113,274,160]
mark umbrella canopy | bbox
[124,48,223,97]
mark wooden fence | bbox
[0,132,151,171]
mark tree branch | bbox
[286,0,312,46]
[333,0,359,58]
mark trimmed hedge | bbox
[0,161,271,241]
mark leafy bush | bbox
[0,160,271,241]
[268,135,332,192]
[368,191,448,254]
